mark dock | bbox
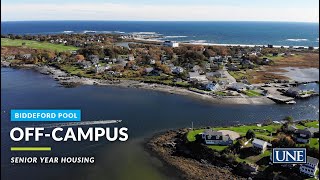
[267,95,295,104]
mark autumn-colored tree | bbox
[75,55,85,61]
[272,134,295,148]
[112,65,124,72]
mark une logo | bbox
[272,148,306,163]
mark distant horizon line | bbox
[1,20,319,23]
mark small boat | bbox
[286,100,296,104]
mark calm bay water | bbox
[1,68,319,180]
[1,21,319,47]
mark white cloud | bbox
[1,2,319,22]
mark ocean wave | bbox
[131,32,162,36]
[113,31,125,34]
[189,40,207,43]
[163,35,188,38]
[83,30,97,34]
[63,31,74,33]
[286,38,309,42]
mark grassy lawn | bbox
[215,91,227,96]
[213,124,280,136]
[304,121,319,128]
[207,145,228,152]
[59,64,86,76]
[236,149,271,166]
[228,71,249,81]
[309,138,319,150]
[1,38,78,52]
[186,129,204,142]
[244,90,262,97]
[187,124,280,143]
[296,120,319,130]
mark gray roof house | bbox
[22,54,32,60]
[229,83,247,92]
[171,66,184,74]
[252,138,268,153]
[300,156,319,177]
[305,127,319,137]
[144,67,154,73]
[206,71,225,78]
[295,129,312,143]
[88,55,100,65]
[188,72,209,83]
[201,129,239,145]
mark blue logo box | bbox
[272,148,306,164]
[11,109,81,122]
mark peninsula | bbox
[1,33,319,105]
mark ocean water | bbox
[1,21,319,47]
[1,68,319,180]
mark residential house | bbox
[201,129,239,145]
[227,64,240,71]
[163,40,179,47]
[209,56,222,63]
[6,55,15,60]
[88,55,99,65]
[261,58,272,65]
[144,67,154,74]
[128,55,135,61]
[103,57,110,62]
[229,83,247,92]
[299,156,319,177]
[204,83,220,91]
[252,138,268,153]
[79,61,93,69]
[305,127,319,137]
[22,54,32,60]
[160,55,168,62]
[206,71,226,78]
[295,129,312,143]
[131,65,140,71]
[192,65,202,72]
[240,59,254,69]
[149,59,156,65]
[188,72,209,83]
[288,125,298,132]
[171,66,184,74]
[94,65,105,74]
[70,50,78,55]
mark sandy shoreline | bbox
[2,64,276,105]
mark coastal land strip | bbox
[3,64,275,105]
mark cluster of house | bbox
[2,54,32,61]
[200,125,319,178]
[44,34,110,47]
[288,125,319,144]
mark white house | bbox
[171,66,184,74]
[201,129,239,145]
[163,40,179,47]
[300,156,319,177]
[205,83,220,91]
[252,138,268,153]
[188,72,208,83]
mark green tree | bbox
[246,129,255,140]
[284,116,293,124]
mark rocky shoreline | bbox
[1,62,275,105]
[145,129,245,180]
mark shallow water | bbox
[275,67,319,82]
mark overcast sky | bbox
[1,0,319,22]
